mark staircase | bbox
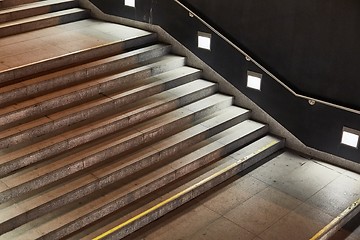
[0,1,284,239]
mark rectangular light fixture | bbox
[124,0,135,7]
[247,71,262,90]
[341,127,359,148]
[198,32,211,50]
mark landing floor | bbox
[126,150,360,240]
[0,19,150,71]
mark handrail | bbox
[173,0,360,115]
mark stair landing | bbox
[0,19,151,71]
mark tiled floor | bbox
[126,151,360,240]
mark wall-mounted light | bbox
[247,71,262,91]
[198,32,211,50]
[341,127,359,148]
[124,0,135,7]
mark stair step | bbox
[0,43,170,106]
[0,57,188,150]
[0,89,233,205]
[81,135,284,240]
[0,20,157,85]
[0,118,268,239]
[0,6,286,238]
[0,54,185,127]
[0,0,78,23]
[0,7,89,38]
[0,70,208,176]
[0,0,40,9]
[0,105,249,234]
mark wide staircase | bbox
[0,0,285,239]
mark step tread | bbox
[84,135,283,240]
[2,120,268,239]
[0,7,86,27]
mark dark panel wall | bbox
[183,0,360,109]
[89,0,360,163]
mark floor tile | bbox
[200,175,268,215]
[344,170,360,182]
[189,217,256,240]
[138,204,221,240]
[270,160,341,201]
[224,186,302,235]
[259,203,333,240]
[314,160,348,174]
[251,151,306,185]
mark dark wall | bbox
[183,0,360,110]
[89,0,360,163]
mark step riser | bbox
[0,33,158,86]
[0,56,184,127]
[0,101,244,234]
[40,126,268,240]
[0,71,201,177]
[0,9,89,38]
[0,44,169,107]
[0,85,219,202]
[0,1,79,23]
[100,140,283,240]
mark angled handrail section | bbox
[173,0,360,115]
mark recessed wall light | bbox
[341,127,359,148]
[124,0,135,7]
[247,71,262,91]
[198,32,211,50]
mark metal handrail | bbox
[173,0,360,115]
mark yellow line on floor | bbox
[310,198,360,240]
[93,140,279,240]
